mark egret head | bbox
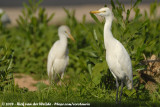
[90,7,113,18]
[58,25,75,41]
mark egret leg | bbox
[61,72,64,79]
[115,78,119,103]
[53,73,58,84]
[49,66,54,85]
[49,72,53,85]
[119,81,124,103]
[58,73,64,86]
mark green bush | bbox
[0,13,14,92]
[17,0,54,43]
[0,45,14,91]
[13,0,54,78]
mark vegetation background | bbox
[0,0,160,106]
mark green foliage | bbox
[0,12,14,92]
[151,85,160,102]
[13,0,55,77]
[149,1,160,18]
[0,45,14,91]
[16,0,54,43]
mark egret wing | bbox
[47,41,60,77]
[116,40,133,86]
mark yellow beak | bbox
[90,10,101,14]
[67,32,75,41]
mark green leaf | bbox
[93,61,107,72]
[111,0,115,9]
[63,8,70,16]
[82,15,86,24]
[133,0,142,8]
[126,9,130,21]
[47,13,54,22]
[92,61,107,85]
[31,16,37,26]
[87,62,92,76]
[90,13,101,25]
[80,47,97,58]
[93,29,98,42]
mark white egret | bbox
[47,25,75,84]
[0,8,10,25]
[90,7,133,103]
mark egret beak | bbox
[67,32,75,41]
[90,10,101,14]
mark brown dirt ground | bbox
[14,73,49,91]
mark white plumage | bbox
[90,7,133,103]
[47,25,74,84]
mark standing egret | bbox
[90,7,133,103]
[47,25,75,85]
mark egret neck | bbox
[59,33,68,46]
[58,33,68,57]
[104,15,114,50]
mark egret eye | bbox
[64,31,67,34]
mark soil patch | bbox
[14,73,49,91]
